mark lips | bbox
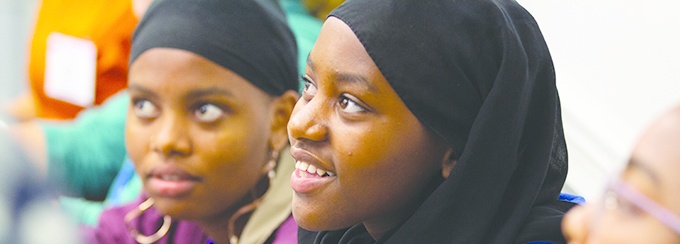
[289,146,336,194]
[146,165,202,198]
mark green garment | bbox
[43,91,128,201]
[41,0,322,226]
[281,0,322,82]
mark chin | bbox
[292,199,354,231]
[153,199,194,219]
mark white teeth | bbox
[296,161,335,177]
[300,162,309,171]
[307,165,317,174]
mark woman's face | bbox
[562,110,680,243]
[126,48,282,221]
[287,17,450,239]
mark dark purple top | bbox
[84,196,296,244]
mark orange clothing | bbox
[27,0,138,119]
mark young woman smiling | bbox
[287,0,575,243]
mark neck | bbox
[199,211,252,244]
[364,173,443,240]
[199,175,270,244]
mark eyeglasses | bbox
[601,179,680,234]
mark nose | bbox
[287,98,329,142]
[562,204,594,244]
[151,112,192,157]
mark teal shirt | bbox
[281,0,322,81]
[43,91,128,202]
[42,0,322,226]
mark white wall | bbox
[518,0,680,200]
[0,0,37,103]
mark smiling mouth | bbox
[295,161,335,177]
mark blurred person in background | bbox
[1,0,151,121]
[562,105,680,244]
[8,0,323,232]
[0,129,80,243]
[86,0,301,242]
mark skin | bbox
[126,48,297,243]
[287,17,454,240]
[562,106,680,244]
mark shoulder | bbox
[89,196,206,244]
[84,197,144,244]
[271,215,298,243]
[514,200,576,244]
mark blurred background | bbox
[2,0,679,202]
[519,0,680,200]
[0,0,37,106]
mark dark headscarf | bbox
[130,0,299,95]
[303,0,572,243]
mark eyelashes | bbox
[132,99,160,119]
[193,103,225,122]
[131,98,227,123]
[300,74,370,114]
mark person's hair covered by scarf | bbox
[302,0,572,243]
[130,0,299,96]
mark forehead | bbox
[130,48,229,82]
[129,48,267,96]
[309,17,377,77]
[629,110,680,198]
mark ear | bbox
[441,148,457,179]
[268,90,299,152]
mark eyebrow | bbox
[306,55,379,93]
[185,87,234,100]
[128,84,234,100]
[128,84,157,98]
[627,158,660,185]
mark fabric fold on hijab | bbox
[304,0,572,243]
[130,0,299,95]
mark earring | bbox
[265,150,279,180]
[226,150,280,244]
[124,198,172,244]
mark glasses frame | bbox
[605,179,680,234]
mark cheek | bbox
[332,123,443,210]
[583,207,679,244]
[562,205,591,243]
[199,120,270,177]
[125,117,150,166]
[335,120,442,176]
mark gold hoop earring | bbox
[124,198,172,244]
[226,150,280,244]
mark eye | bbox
[133,99,159,119]
[604,191,644,219]
[339,95,367,113]
[615,196,645,218]
[301,75,317,99]
[194,103,224,122]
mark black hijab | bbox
[302,0,572,243]
[129,0,299,95]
